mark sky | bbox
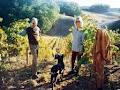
[64,0,120,8]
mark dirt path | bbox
[0,58,120,90]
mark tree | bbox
[0,0,60,32]
[59,1,81,16]
[33,3,60,33]
[0,0,33,26]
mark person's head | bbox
[56,47,60,53]
[75,16,83,29]
[31,17,38,28]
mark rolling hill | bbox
[47,15,74,36]
[47,11,120,36]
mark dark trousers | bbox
[71,51,82,70]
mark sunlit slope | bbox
[47,15,74,36]
[48,11,120,36]
[82,11,119,25]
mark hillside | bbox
[47,11,120,36]
[47,15,74,36]
[82,11,120,26]
[107,20,120,33]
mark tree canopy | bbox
[0,0,60,32]
[59,1,81,16]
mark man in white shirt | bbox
[70,16,85,73]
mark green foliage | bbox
[59,1,81,16]
[0,0,60,33]
[5,19,29,56]
[33,3,60,33]
[108,30,120,54]
[38,36,54,60]
[82,15,97,58]
[0,62,9,78]
[0,29,8,58]
[89,4,110,13]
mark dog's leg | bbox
[50,74,54,90]
[51,73,56,90]
[52,73,58,87]
[51,74,53,84]
[59,69,64,82]
[62,69,64,77]
[58,69,62,81]
[54,74,58,86]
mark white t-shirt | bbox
[72,28,85,52]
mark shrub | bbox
[5,19,29,56]
[0,28,8,59]
[59,1,81,16]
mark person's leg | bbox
[32,52,38,76]
[30,45,38,78]
[71,51,77,70]
[75,52,82,75]
[77,52,82,66]
[77,52,82,63]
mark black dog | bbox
[50,54,64,88]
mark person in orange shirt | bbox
[92,28,111,90]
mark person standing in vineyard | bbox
[92,28,111,90]
[20,17,41,79]
[69,16,85,74]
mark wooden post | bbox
[0,54,1,61]
[26,47,29,65]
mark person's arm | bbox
[19,30,27,36]
[33,27,41,41]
